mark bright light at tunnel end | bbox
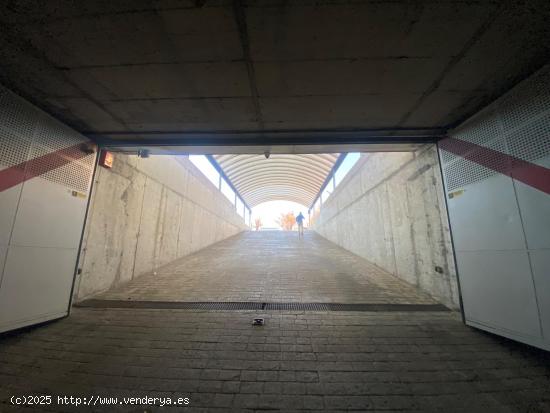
[251,200,309,230]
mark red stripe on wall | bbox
[0,144,90,192]
[440,137,550,195]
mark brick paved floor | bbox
[95,231,436,304]
[2,232,549,412]
[1,308,549,412]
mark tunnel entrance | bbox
[71,144,458,317]
[1,79,549,354]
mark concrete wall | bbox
[74,154,246,301]
[313,146,460,309]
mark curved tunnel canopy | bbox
[213,154,339,208]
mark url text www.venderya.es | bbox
[10,395,190,407]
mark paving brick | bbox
[256,370,278,381]
[221,381,240,394]
[210,393,234,408]
[217,370,240,381]
[197,380,223,393]
[303,395,325,410]
[233,393,259,409]
[324,395,373,410]
[239,370,257,381]
[283,382,306,394]
[240,382,263,394]
[262,381,283,394]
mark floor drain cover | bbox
[75,300,449,312]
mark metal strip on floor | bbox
[75,300,449,312]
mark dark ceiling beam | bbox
[93,128,443,148]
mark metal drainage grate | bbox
[75,300,449,312]
[328,303,449,312]
[266,302,331,311]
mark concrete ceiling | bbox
[0,1,549,149]
[214,153,340,207]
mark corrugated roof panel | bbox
[213,154,339,207]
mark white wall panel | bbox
[530,251,550,340]
[446,175,526,251]
[458,250,541,338]
[0,245,7,286]
[0,85,96,333]
[515,179,550,250]
[0,246,78,331]
[441,63,550,350]
[0,106,33,247]
[513,154,550,251]
[10,179,90,249]
[0,186,22,246]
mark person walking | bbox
[296,212,305,238]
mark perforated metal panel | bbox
[0,133,32,169]
[0,85,97,334]
[506,113,550,164]
[26,146,95,193]
[498,67,550,133]
[0,86,95,193]
[442,139,509,191]
[440,63,550,352]
[440,106,507,191]
[0,88,38,141]
[441,65,550,191]
[452,108,502,146]
[0,89,34,169]
[443,159,489,191]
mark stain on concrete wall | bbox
[313,146,460,309]
[74,154,246,301]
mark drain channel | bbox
[76,300,449,312]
